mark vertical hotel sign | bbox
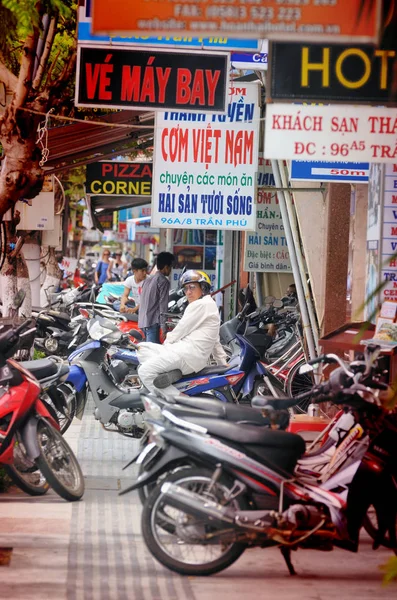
[151,82,260,231]
[92,0,381,44]
[382,164,397,302]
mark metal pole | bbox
[277,161,320,353]
[271,160,317,361]
[255,272,264,306]
[165,229,173,253]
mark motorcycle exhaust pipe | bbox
[161,482,276,532]
[161,482,235,527]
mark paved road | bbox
[0,403,396,600]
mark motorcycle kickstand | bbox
[280,547,296,576]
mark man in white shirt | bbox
[119,258,149,315]
[137,269,227,395]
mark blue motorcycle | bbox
[63,317,285,437]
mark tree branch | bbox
[0,61,17,94]
[14,29,40,108]
[32,15,58,92]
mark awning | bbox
[46,110,154,174]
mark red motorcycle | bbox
[0,320,84,501]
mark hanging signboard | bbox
[244,157,291,273]
[290,160,369,183]
[78,3,259,51]
[151,82,260,231]
[86,162,152,195]
[91,0,381,44]
[264,104,397,164]
[381,163,397,303]
[75,45,229,112]
[231,52,268,72]
[269,42,396,104]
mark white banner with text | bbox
[151,82,260,230]
[265,104,397,163]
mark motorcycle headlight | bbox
[44,338,59,352]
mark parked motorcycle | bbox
[126,346,396,576]
[0,320,85,501]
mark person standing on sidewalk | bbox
[94,249,112,285]
[118,257,149,316]
[138,252,175,343]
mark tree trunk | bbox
[0,219,18,317]
[23,235,41,309]
[16,248,31,317]
[40,246,61,307]
[0,105,44,221]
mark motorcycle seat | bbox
[165,401,275,426]
[194,364,231,376]
[178,417,305,474]
[19,358,60,380]
[47,310,70,322]
[109,391,143,410]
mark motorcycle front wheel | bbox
[4,440,49,496]
[34,419,84,501]
[142,467,247,576]
[56,383,78,434]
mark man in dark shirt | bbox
[138,252,175,343]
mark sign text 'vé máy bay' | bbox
[76,45,229,112]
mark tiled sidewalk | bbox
[0,401,395,600]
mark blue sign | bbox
[78,23,259,51]
[290,161,369,183]
[231,52,268,70]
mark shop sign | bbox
[290,160,369,183]
[97,213,114,230]
[269,42,395,104]
[86,162,152,196]
[381,164,397,303]
[244,157,291,273]
[151,82,260,231]
[75,45,229,112]
[78,3,259,51]
[91,0,381,44]
[231,52,268,71]
[61,257,78,277]
[264,104,397,164]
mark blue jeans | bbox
[144,324,160,344]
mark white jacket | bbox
[164,294,227,372]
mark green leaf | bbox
[380,556,397,585]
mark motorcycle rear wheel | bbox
[142,467,247,576]
[35,420,84,501]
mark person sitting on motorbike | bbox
[137,269,228,395]
[282,283,298,306]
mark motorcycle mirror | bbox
[299,363,314,375]
[12,289,26,310]
[273,299,284,309]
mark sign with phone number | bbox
[265,104,397,164]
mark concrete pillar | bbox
[350,184,368,321]
[322,183,351,335]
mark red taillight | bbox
[79,308,90,318]
[226,373,245,386]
